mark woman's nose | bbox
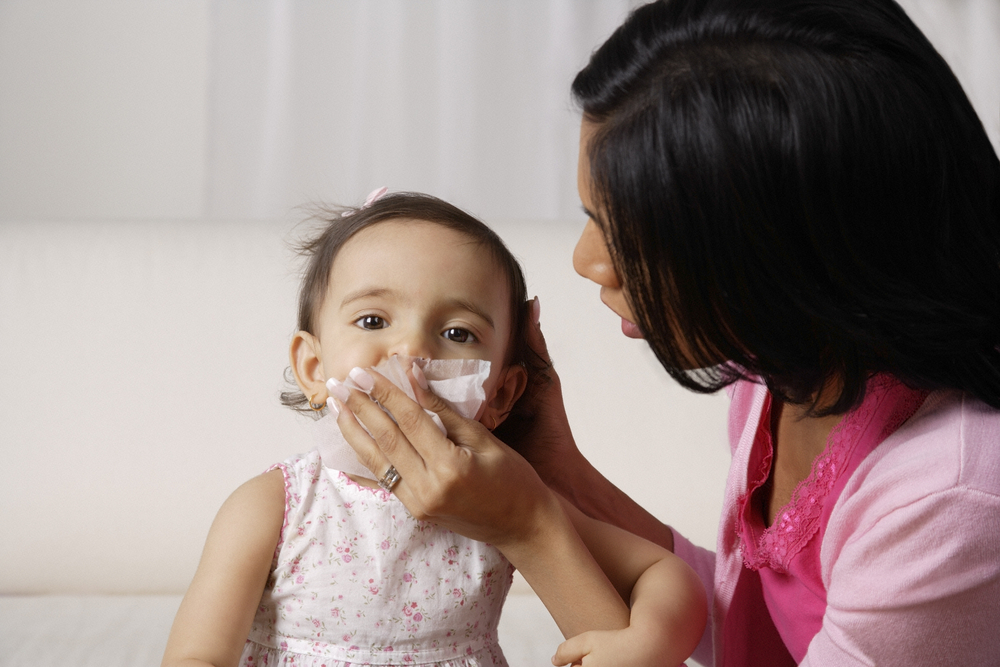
[573,219,621,288]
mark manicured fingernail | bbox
[326,397,340,417]
[349,367,374,392]
[412,362,429,390]
[327,378,350,403]
[531,296,541,325]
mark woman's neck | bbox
[763,398,845,527]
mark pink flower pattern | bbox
[241,450,513,667]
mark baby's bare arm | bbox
[161,469,285,667]
[553,496,707,666]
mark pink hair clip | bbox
[341,186,389,217]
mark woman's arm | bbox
[161,469,285,667]
[551,497,707,666]
[546,439,677,552]
[513,315,676,551]
[804,489,1000,665]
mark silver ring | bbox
[378,465,402,492]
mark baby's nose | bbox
[388,330,436,360]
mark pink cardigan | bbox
[673,381,1000,666]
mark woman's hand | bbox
[329,361,632,637]
[503,300,676,551]
[504,298,587,490]
[330,362,554,550]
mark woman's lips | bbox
[600,292,644,339]
[621,317,644,339]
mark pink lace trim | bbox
[740,375,927,573]
[338,469,394,501]
[266,462,293,559]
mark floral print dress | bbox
[241,449,514,667]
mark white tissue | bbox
[312,355,491,479]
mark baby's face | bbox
[314,219,514,416]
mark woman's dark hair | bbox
[281,192,545,440]
[572,0,1000,414]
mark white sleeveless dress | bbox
[240,449,514,666]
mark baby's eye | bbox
[355,315,386,330]
[442,328,476,343]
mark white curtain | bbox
[204,0,1000,222]
[0,0,996,223]
[206,0,640,221]
[901,0,1000,151]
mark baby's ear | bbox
[289,331,327,401]
[482,364,528,429]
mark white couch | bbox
[0,220,727,665]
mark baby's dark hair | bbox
[281,192,546,443]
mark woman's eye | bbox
[356,315,386,330]
[442,328,475,343]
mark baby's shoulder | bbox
[207,467,287,558]
[267,448,324,487]
[229,467,288,512]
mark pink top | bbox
[736,377,928,661]
[673,379,1000,666]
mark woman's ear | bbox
[481,364,528,429]
[289,331,327,404]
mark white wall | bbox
[0,0,997,594]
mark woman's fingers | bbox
[334,399,431,510]
[503,298,583,485]
[332,365,483,511]
[332,393,396,480]
[406,362,493,452]
[333,360,551,547]
[360,364,486,464]
[373,367,456,452]
[331,378,430,481]
[526,296,553,369]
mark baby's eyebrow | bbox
[340,287,394,307]
[451,299,495,330]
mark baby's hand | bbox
[552,626,687,667]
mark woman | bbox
[331,0,1000,664]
